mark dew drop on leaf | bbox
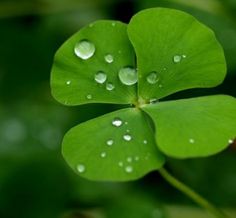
[104,54,114,63]
[100,152,107,158]
[143,139,148,144]
[106,139,114,146]
[123,134,132,141]
[118,67,138,86]
[86,94,92,100]
[189,138,195,144]
[146,71,160,84]
[66,80,71,85]
[118,161,124,167]
[112,118,123,127]
[74,40,95,60]
[127,157,132,163]
[173,55,182,63]
[77,164,85,173]
[94,71,107,84]
[125,166,133,173]
[106,82,115,91]
[134,156,139,161]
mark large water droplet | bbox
[173,55,182,63]
[104,54,114,63]
[100,152,107,158]
[106,139,114,146]
[112,118,122,127]
[125,166,133,173]
[118,67,137,86]
[77,164,85,173]
[123,134,132,141]
[74,40,95,60]
[106,82,115,91]
[94,71,107,84]
[146,71,160,84]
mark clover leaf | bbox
[51,8,236,181]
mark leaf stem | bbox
[159,168,230,218]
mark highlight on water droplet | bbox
[118,67,137,86]
[123,134,132,141]
[112,118,123,127]
[189,138,195,144]
[106,139,114,146]
[106,82,115,91]
[100,152,107,158]
[146,71,160,84]
[173,55,182,63]
[125,166,133,173]
[94,71,107,84]
[66,80,71,85]
[74,40,95,60]
[86,94,92,100]
[104,54,114,63]
[77,164,85,173]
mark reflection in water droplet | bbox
[100,152,107,158]
[94,71,107,84]
[66,80,71,85]
[77,164,85,173]
[173,55,182,63]
[118,67,137,86]
[86,94,92,100]
[146,71,160,84]
[106,82,115,91]
[123,134,132,141]
[189,138,195,144]
[74,40,95,60]
[125,166,133,173]
[112,118,122,127]
[106,139,114,146]
[104,54,114,63]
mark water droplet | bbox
[118,67,137,86]
[104,54,114,63]
[143,140,148,144]
[189,138,195,144]
[94,71,107,84]
[149,98,158,104]
[229,139,234,144]
[163,67,167,71]
[182,54,187,58]
[123,134,132,141]
[111,22,116,26]
[146,71,160,84]
[112,118,122,127]
[118,161,123,167]
[125,166,133,173]
[100,152,107,158]
[134,156,139,161]
[159,84,163,88]
[89,23,94,28]
[106,139,114,146]
[118,50,122,54]
[125,121,128,125]
[126,129,130,133]
[127,157,132,163]
[106,82,115,91]
[173,55,182,63]
[86,94,92,100]
[66,80,71,85]
[74,40,95,60]
[77,164,85,173]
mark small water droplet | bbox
[146,71,160,84]
[106,82,115,91]
[104,54,114,63]
[89,23,94,28]
[86,94,92,100]
[163,67,167,71]
[189,138,195,144]
[143,140,148,144]
[118,161,124,167]
[100,152,107,158]
[125,121,128,125]
[149,98,158,104]
[74,40,95,60]
[66,80,71,85]
[158,84,163,88]
[134,156,139,161]
[228,139,234,144]
[125,166,133,173]
[118,67,137,86]
[126,129,130,133]
[106,139,114,146]
[77,164,85,173]
[112,118,122,127]
[173,55,182,63]
[94,71,107,84]
[118,50,122,54]
[127,157,132,163]
[123,134,132,141]
[182,54,187,58]
[111,22,116,26]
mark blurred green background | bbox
[0,0,236,218]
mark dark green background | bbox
[0,0,236,217]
